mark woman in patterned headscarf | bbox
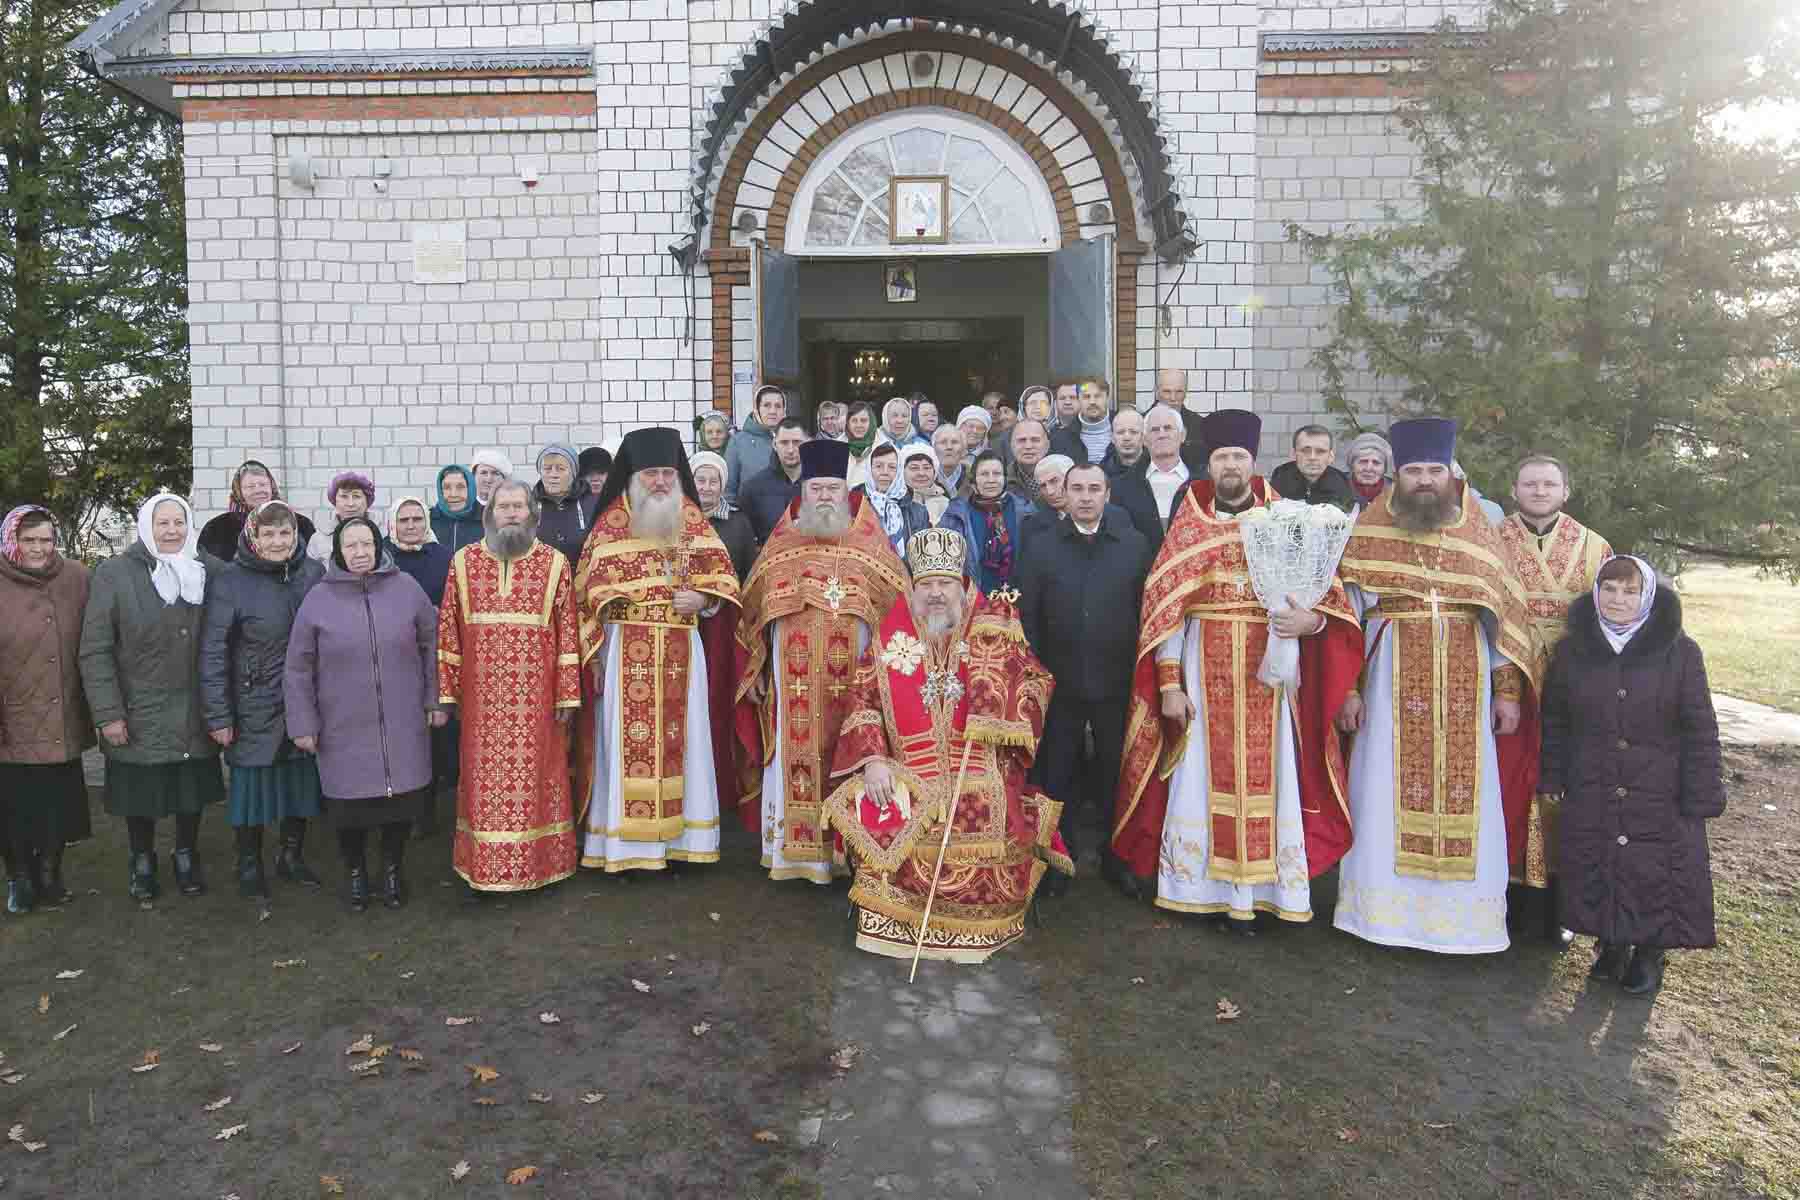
[198,459,317,563]
[0,506,96,913]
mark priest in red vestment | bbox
[824,528,1072,963]
[574,428,741,873]
[735,440,908,884]
[1111,409,1364,924]
[437,479,582,892]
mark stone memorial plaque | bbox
[411,222,467,284]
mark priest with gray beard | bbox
[734,440,908,884]
[437,478,582,892]
[573,428,741,874]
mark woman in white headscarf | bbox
[78,494,225,901]
[1539,554,1724,999]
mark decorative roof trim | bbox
[100,46,596,80]
[1260,31,1485,59]
[68,0,180,54]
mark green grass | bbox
[1679,563,1800,712]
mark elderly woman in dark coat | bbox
[80,494,224,900]
[198,459,317,563]
[0,506,95,913]
[1539,554,1724,997]
[285,518,441,911]
[200,500,326,900]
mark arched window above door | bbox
[788,108,1061,257]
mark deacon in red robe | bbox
[735,440,908,883]
[1111,410,1364,925]
[824,528,1072,963]
[574,428,741,873]
[437,479,581,892]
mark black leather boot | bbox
[171,847,206,897]
[5,875,33,915]
[127,851,159,901]
[35,847,71,905]
[275,823,322,888]
[347,862,370,913]
[1623,946,1666,996]
[382,854,404,910]
[1590,941,1629,980]
[236,828,269,900]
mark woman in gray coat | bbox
[285,518,441,911]
[79,494,223,900]
[200,501,325,900]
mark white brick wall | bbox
[166,2,600,56]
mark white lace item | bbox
[1236,499,1355,687]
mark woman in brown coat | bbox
[1539,555,1724,997]
[0,506,95,913]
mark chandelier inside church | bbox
[849,348,894,398]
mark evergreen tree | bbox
[1293,0,1800,576]
[1,0,190,549]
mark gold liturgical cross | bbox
[627,662,652,682]
[823,576,846,612]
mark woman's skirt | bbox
[103,759,224,819]
[329,786,426,830]
[0,760,91,851]
[227,756,324,826]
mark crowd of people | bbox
[0,371,1726,994]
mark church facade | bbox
[73,0,1477,518]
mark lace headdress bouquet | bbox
[1236,498,1355,688]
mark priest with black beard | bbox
[573,428,741,874]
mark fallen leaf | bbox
[366,951,383,962]
[257,909,272,923]
[369,1045,392,1061]
[1336,1127,1361,1144]
[473,1097,498,1107]
[538,1012,560,1025]
[1145,1135,1162,1149]
[214,1124,247,1141]
[630,979,651,994]
[198,1042,223,1053]
[272,959,305,969]
[53,1023,77,1042]
[6,1125,22,1142]
[220,1193,241,1199]
[345,1034,374,1055]
[467,1065,500,1084]
[1343,987,1357,996]
[1216,998,1242,1022]
[752,1130,781,1144]
[445,1016,476,1027]
[398,1048,424,1062]
[1424,1121,1455,1130]
[581,1092,605,1104]
[400,971,416,980]
[348,1059,382,1076]
[707,911,721,922]
[36,995,49,1015]
[665,953,678,961]
[170,986,192,996]
[1,1074,25,1085]
[204,1096,233,1113]
[528,1092,552,1103]
[1151,919,1173,930]
[1129,976,1147,985]
[21,1140,47,1152]
[506,1165,538,1185]
[830,1043,862,1073]
[450,1160,471,1181]
[54,970,82,980]
[320,1175,345,1194]
[691,1021,711,1037]
[280,1042,303,1055]
[130,1063,159,1074]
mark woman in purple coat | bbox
[1540,554,1724,998]
[284,518,443,911]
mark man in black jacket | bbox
[1268,423,1355,511]
[740,418,809,542]
[1014,462,1152,898]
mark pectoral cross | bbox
[823,576,846,613]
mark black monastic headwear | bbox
[593,427,701,514]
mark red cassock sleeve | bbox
[1293,614,1362,878]
[1495,683,1542,872]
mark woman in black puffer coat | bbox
[199,501,326,900]
[1539,554,1724,998]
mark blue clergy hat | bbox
[1388,418,1458,468]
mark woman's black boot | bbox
[235,828,268,900]
[36,847,71,904]
[1590,941,1628,981]
[347,862,370,913]
[172,846,206,897]
[1623,946,1666,996]
[382,856,404,910]
[127,851,159,901]
[275,820,322,888]
[5,875,33,915]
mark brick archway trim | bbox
[764,89,1081,252]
